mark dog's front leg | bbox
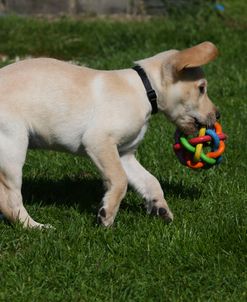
[121,153,173,223]
[85,137,128,226]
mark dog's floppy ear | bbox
[172,42,218,72]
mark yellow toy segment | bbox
[194,127,206,162]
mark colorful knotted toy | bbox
[173,122,227,169]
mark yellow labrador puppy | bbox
[0,42,219,228]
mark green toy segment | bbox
[180,136,216,165]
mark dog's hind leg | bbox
[0,120,46,228]
[121,153,173,223]
[0,177,44,228]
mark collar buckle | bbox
[147,89,157,102]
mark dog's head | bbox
[143,42,220,135]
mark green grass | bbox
[0,3,247,301]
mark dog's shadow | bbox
[22,177,104,214]
[160,180,202,202]
[21,176,201,214]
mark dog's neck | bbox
[132,65,158,114]
[135,51,179,115]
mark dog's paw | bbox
[150,206,173,224]
[41,223,55,230]
[97,207,115,227]
[26,221,55,230]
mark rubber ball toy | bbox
[173,122,227,169]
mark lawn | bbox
[0,3,246,302]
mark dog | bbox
[0,41,219,228]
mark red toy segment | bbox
[173,133,227,151]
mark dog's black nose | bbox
[216,111,221,120]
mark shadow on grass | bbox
[22,177,104,214]
[21,176,201,215]
[160,180,202,202]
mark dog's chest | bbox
[118,123,148,154]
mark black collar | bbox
[132,65,158,114]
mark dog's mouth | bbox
[194,117,206,130]
[176,118,197,135]
[173,110,218,136]
[177,117,210,136]
[186,115,217,135]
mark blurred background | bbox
[0,0,232,16]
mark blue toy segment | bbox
[206,129,220,151]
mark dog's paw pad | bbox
[97,207,114,227]
[150,206,173,224]
[158,207,167,217]
[97,207,106,225]
[99,208,106,218]
[97,207,107,226]
[158,208,173,224]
